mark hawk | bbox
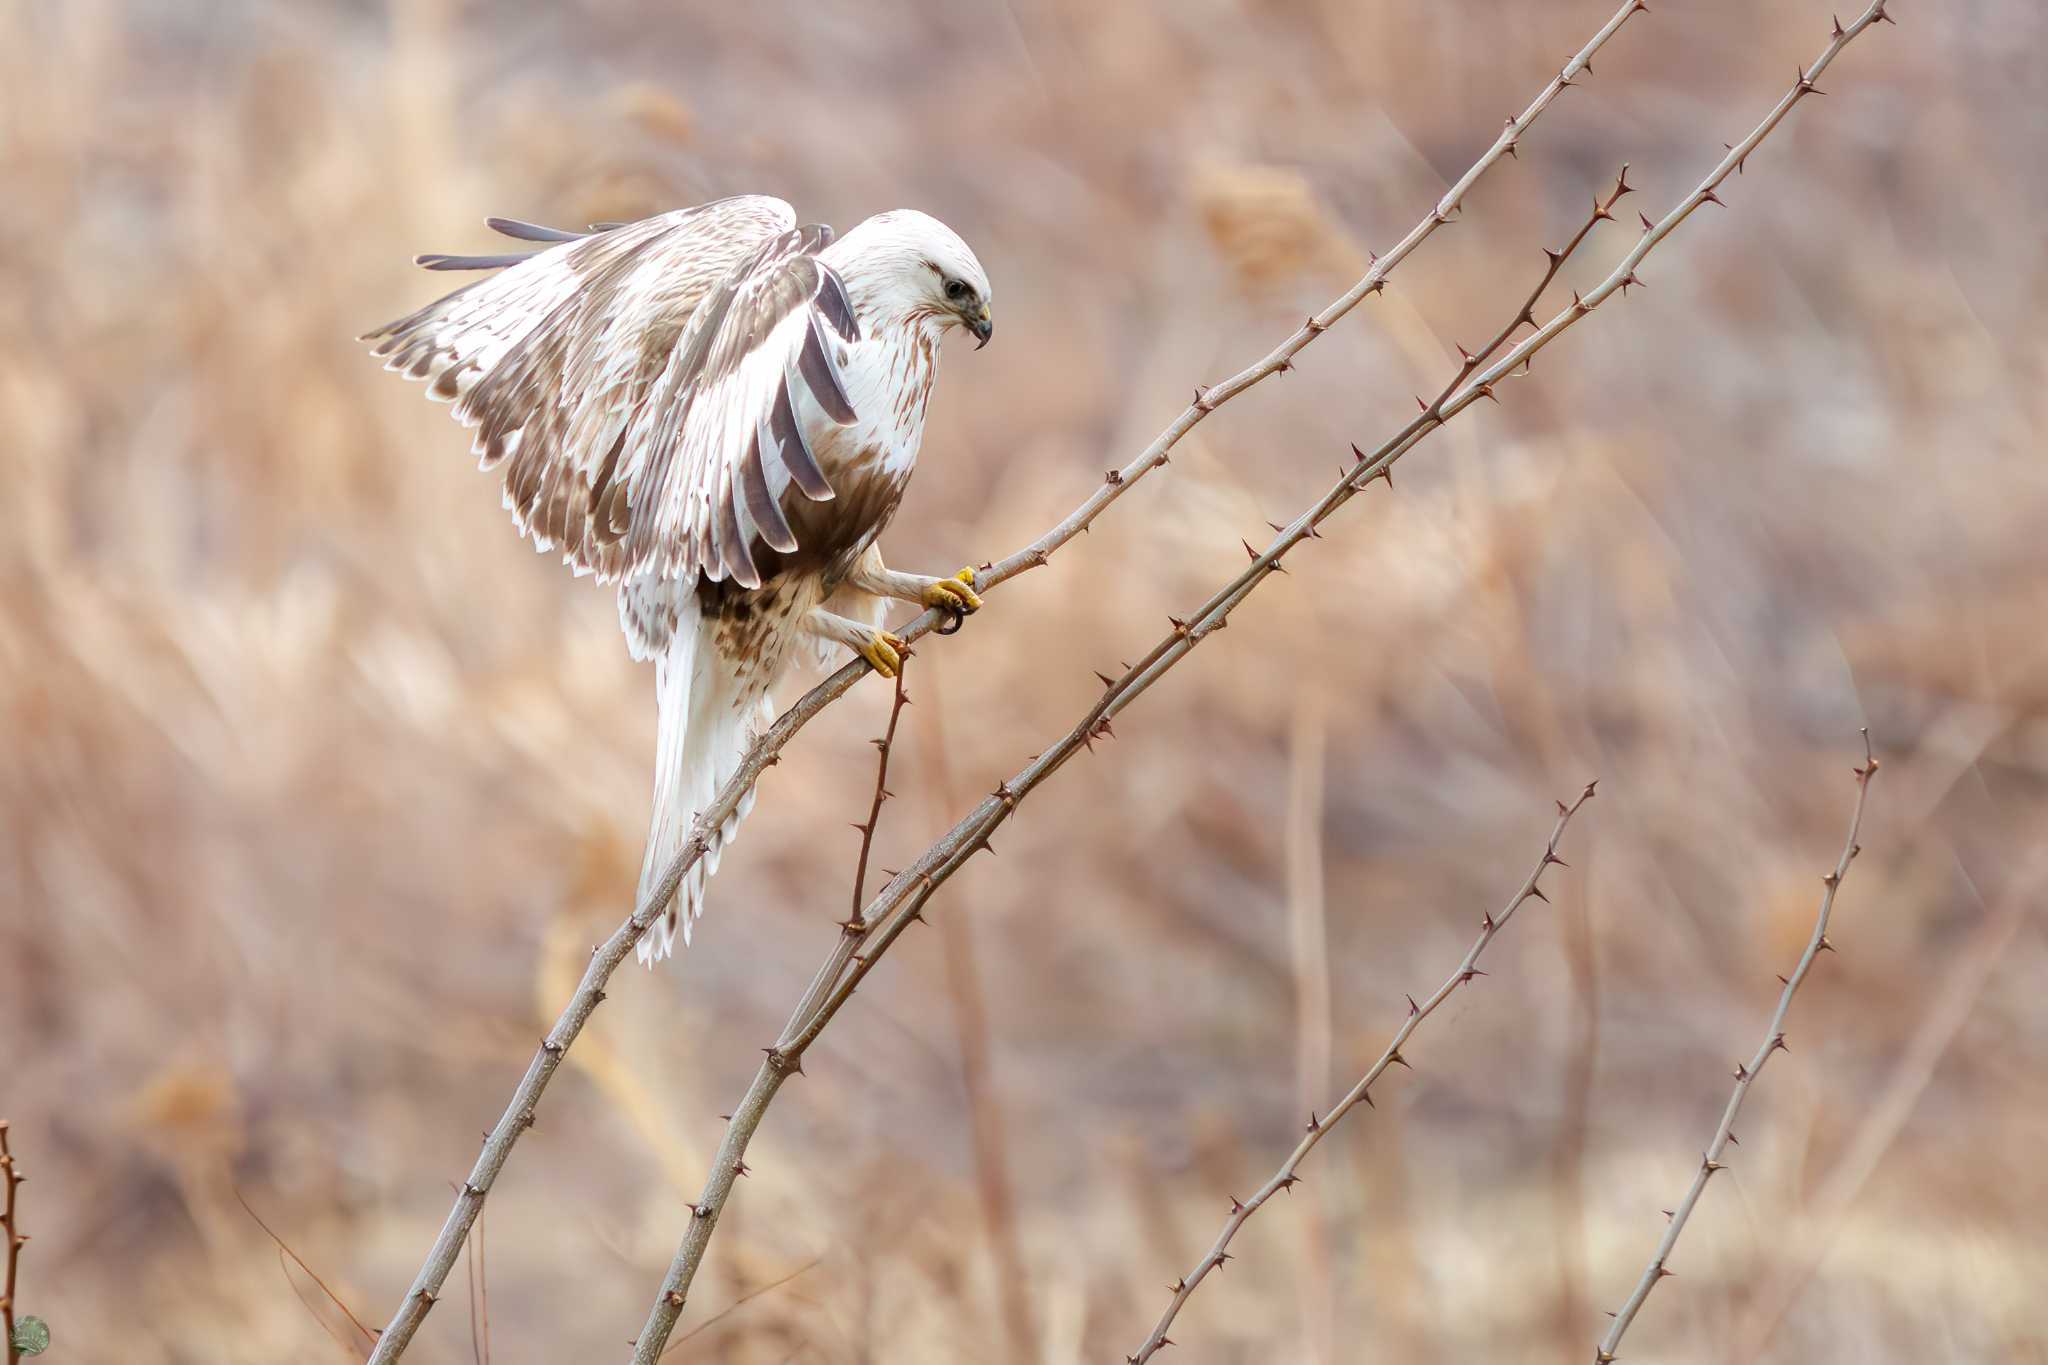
[362,198,993,963]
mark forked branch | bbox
[628,6,1895,1357]
[364,6,1653,1356]
[1593,733,1878,1363]
[1127,784,1596,1364]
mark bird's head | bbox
[828,209,993,348]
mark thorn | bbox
[1192,385,1213,412]
[1818,935,1836,953]
[1822,871,1841,888]
[1831,13,1845,37]
[1662,1209,1675,1221]
[1572,289,1586,311]
[1655,1265,1674,1279]
[1305,314,1327,334]
[1229,1195,1245,1214]
[1168,615,1190,636]
[1456,343,1477,369]
[1242,539,1260,562]
[733,1160,752,1178]
[1361,1089,1375,1109]
[1351,442,1371,464]
[1613,163,1632,198]
[1094,670,1117,689]
[1777,974,1790,985]
[1727,1132,1740,1145]
[1306,1111,1321,1133]
[1638,211,1655,232]
[1458,968,1487,983]
[1528,885,1551,904]
[1545,852,1570,869]
[1874,1,1895,23]
[1389,1050,1411,1070]
[1703,1156,1725,1173]
[1406,994,1420,1017]
[1278,1174,1301,1192]
[1734,1063,1750,1081]
[1481,911,1495,931]
[1543,246,1564,268]
[1770,1034,1790,1054]
[1475,383,1499,404]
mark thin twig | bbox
[626,9,1893,1352]
[1593,731,1878,1363]
[848,665,911,931]
[662,1257,821,1354]
[362,6,1650,1354]
[1,1122,21,1365]
[233,1187,378,1354]
[1128,784,1595,1364]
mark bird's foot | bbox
[920,568,983,632]
[855,627,909,678]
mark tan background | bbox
[2,1,2043,1361]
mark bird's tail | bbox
[635,609,767,967]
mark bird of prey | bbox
[362,197,993,963]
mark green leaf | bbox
[12,1315,51,1355]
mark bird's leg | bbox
[803,608,907,678]
[847,549,983,618]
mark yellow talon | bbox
[921,567,984,614]
[859,630,907,678]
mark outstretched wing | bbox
[617,224,862,587]
[361,195,859,584]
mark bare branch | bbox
[1593,732,1878,1363]
[847,665,911,932]
[627,7,1895,1353]
[1126,784,1597,1364]
[2,1121,22,1365]
[361,6,1652,1356]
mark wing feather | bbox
[362,196,863,585]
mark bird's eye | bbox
[944,279,969,302]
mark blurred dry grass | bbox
[3,1,2046,1361]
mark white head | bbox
[823,209,994,348]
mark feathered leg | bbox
[845,544,983,616]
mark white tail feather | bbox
[635,604,768,966]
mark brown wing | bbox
[612,224,863,587]
[361,195,850,582]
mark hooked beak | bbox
[968,304,993,349]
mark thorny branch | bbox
[364,4,1653,1357]
[1593,732,1879,1364]
[629,5,1894,1357]
[1,1122,39,1363]
[1128,786,1596,1364]
[848,666,911,930]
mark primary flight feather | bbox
[363,196,994,963]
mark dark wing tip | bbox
[485,216,585,243]
[415,251,538,272]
